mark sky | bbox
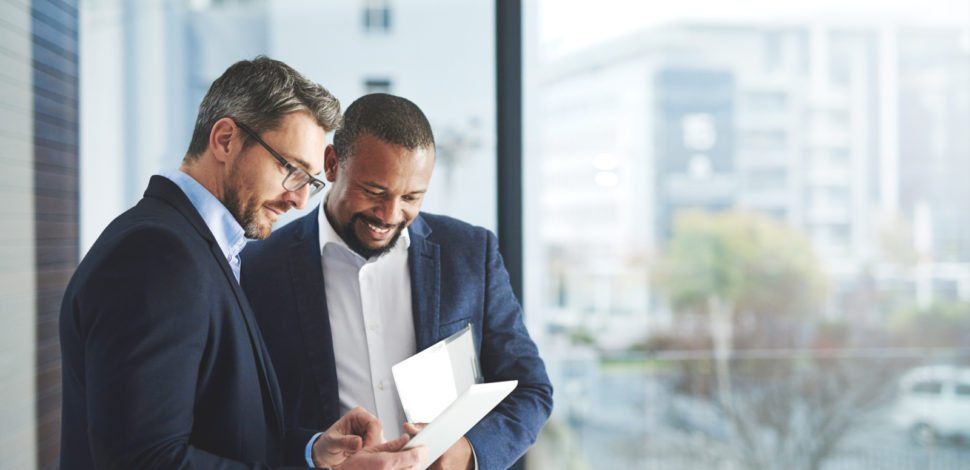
[538,0,970,57]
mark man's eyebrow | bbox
[361,182,426,195]
[282,153,321,175]
[361,182,388,191]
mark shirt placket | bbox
[358,263,395,436]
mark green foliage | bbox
[654,209,827,320]
[567,325,597,347]
[888,300,970,347]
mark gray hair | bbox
[332,93,434,162]
[185,56,342,160]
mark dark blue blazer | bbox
[241,209,553,470]
[59,176,315,470]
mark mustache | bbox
[353,213,407,230]
[265,200,290,213]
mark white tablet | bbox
[402,380,517,469]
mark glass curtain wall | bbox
[80,0,496,252]
[523,1,970,468]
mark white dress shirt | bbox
[318,201,417,441]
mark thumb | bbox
[403,422,425,435]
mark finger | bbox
[350,407,384,447]
[333,434,362,454]
[370,433,410,452]
[403,422,425,435]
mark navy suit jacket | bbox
[59,176,315,470]
[241,209,553,470]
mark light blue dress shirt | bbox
[159,169,246,282]
[159,169,321,466]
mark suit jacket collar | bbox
[158,169,247,264]
[291,208,442,354]
[144,175,216,244]
[405,215,440,350]
[288,209,340,420]
[143,175,285,434]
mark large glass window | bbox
[80,0,495,252]
[524,1,970,468]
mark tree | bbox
[888,300,970,347]
[654,209,827,406]
[650,209,904,470]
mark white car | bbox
[891,365,970,446]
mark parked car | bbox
[891,365,970,446]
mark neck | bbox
[179,155,224,203]
[322,193,342,237]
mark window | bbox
[524,1,970,468]
[362,0,392,33]
[363,78,392,94]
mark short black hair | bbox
[332,93,435,162]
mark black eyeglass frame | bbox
[235,121,326,197]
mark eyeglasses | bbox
[235,121,326,197]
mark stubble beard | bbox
[222,170,284,240]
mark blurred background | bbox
[2,0,969,469]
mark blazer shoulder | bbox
[418,212,492,242]
[88,219,206,274]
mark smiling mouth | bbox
[366,222,392,234]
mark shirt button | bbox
[377,381,385,391]
[368,322,378,332]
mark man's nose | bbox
[374,197,401,224]
[284,184,310,210]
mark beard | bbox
[222,172,287,240]
[342,212,407,259]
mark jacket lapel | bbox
[407,215,441,350]
[145,176,285,435]
[288,210,341,423]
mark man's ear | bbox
[324,144,340,182]
[210,117,238,164]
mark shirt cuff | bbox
[469,439,479,470]
[306,431,324,467]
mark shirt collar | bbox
[159,168,247,262]
[317,191,411,262]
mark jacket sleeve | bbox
[75,227,311,470]
[463,230,554,470]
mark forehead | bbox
[343,133,434,182]
[265,112,328,174]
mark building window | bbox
[362,0,392,33]
[363,78,392,94]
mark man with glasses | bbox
[242,94,553,470]
[59,57,427,470]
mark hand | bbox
[404,423,473,470]
[313,407,385,468]
[334,434,428,470]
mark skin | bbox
[404,423,474,470]
[317,407,428,470]
[181,111,327,240]
[322,132,435,259]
